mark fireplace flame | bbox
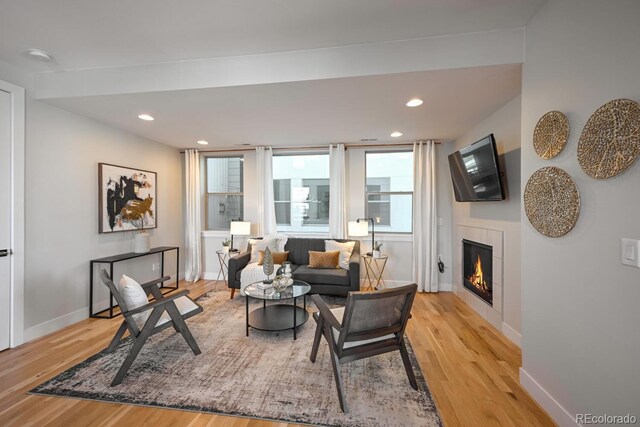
[467,255,490,293]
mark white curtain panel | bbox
[256,146,277,236]
[412,140,438,292]
[184,149,202,282]
[329,143,347,239]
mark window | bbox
[205,156,244,230]
[365,151,413,233]
[273,154,330,233]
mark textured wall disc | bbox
[533,111,569,159]
[524,167,580,238]
[577,98,640,179]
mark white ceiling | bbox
[0,0,544,72]
[46,64,522,148]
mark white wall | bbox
[1,64,184,342]
[521,0,640,424]
[449,95,522,339]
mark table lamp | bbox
[348,218,378,256]
[229,221,251,252]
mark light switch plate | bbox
[621,238,640,268]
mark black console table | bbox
[90,246,179,318]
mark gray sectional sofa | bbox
[227,237,360,297]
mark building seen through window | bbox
[206,156,244,230]
[273,154,330,233]
[365,151,413,233]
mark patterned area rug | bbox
[31,290,441,427]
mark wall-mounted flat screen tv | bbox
[448,134,505,202]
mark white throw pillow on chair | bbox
[119,274,150,326]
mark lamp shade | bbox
[348,221,369,237]
[230,221,251,235]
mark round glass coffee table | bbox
[244,280,311,340]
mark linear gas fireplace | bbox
[462,239,493,306]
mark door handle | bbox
[0,249,11,257]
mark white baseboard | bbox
[439,282,453,292]
[25,272,186,343]
[501,322,521,347]
[24,306,88,342]
[520,368,579,427]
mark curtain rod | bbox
[180,141,441,154]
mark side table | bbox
[362,254,388,291]
[216,249,230,282]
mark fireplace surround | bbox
[454,225,504,331]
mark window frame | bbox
[272,151,330,234]
[204,154,245,231]
[364,149,414,234]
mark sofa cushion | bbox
[285,238,327,265]
[293,265,349,286]
[258,250,289,265]
[325,240,356,270]
[308,250,340,268]
[248,238,280,263]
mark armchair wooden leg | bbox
[230,288,235,299]
[166,302,201,355]
[399,338,418,390]
[111,307,164,386]
[310,315,324,363]
[326,329,348,413]
[106,321,128,353]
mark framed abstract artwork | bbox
[98,163,157,233]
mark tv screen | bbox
[448,134,505,202]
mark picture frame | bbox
[98,163,157,234]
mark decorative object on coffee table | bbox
[533,110,569,159]
[262,247,274,284]
[244,280,310,340]
[578,98,640,179]
[98,163,157,234]
[362,254,388,290]
[524,166,580,238]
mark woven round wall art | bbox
[533,111,569,159]
[577,98,640,179]
[524,167,580,238]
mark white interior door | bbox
[0,90,11,351]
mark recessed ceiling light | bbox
[406,98,423,107]
[390,131,403,138]
[27,48,53,62]
[137,114,154,121]
[197,140,209,145]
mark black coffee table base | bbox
[246,298,309,340]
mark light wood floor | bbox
[0,280,554,427]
